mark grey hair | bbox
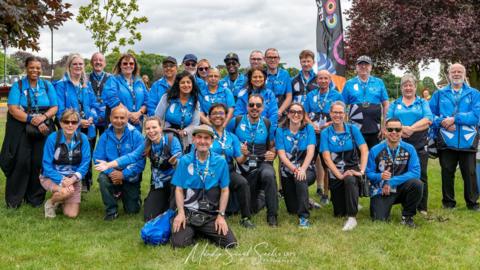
[329,100,346,112]
[400,73,417,87]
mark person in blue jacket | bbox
[264,48,292,117]
[93,105,146,221]
[0,56,58,208]
[147,56,177,116]
[199,68,235,125]
[171,124,237,249]
[321,101,368,231]
[234,67,279,131]
[227,94,279,226]
[429,63,480,211]
[220,52,247,100]
[155,71,201,152]
[387,74,433,215]
[366,118,423,227]
[291,50,318,106]
[342,55,390,149]
[276,103,316,228]
[55,53,97,192]
[102,53,148,131]
[88,52,110,136]
[40,109,90,218]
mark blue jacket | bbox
[89,71,111,126]
[147,77,171,116]
[234,87,279,131]
[93,124,146,182]
[429,83,480,150]
[42,131,91,185]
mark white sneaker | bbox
[44,199,58,218]
[358,203,363,210]
[342,217,357,231]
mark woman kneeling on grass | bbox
[40,109,91,218]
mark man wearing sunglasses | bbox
[182,54,207,94]
[227,94,278,226]
[220,52,247,100]
[147,56,177,116]
[366,118,423,227]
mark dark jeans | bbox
[229,171,251,218]
[329,175,360,217]
[171,217,237,249]
[98,173,141,216]
[242,162,278,217]
[370,179,423,220]
[417,150,429,211]
[281,168,316,218]
[438,149,479,208]
[5,131,46,208]
[363,133,380,149]
[143,182,175,221]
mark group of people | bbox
[1,48,479,249]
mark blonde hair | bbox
[65,53,87,88]
[60,108,80,123]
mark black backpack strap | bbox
[164,132,173,156]
[234,115,243,131]
[54,130,62,149]
[19,79,32,113]
[263,117,271,148]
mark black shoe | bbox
[104,212,119,221]
[468,205,480,212]
[240,217,256,229]
[316,187,323,196]
[401,216,416,228]
[278,189,284,199]
[267,215,278,227]
[442,204,456,210]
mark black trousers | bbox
[98,173,141,215]
[171,217,237,249]
[281,168,316,218]
[5,131,46,208]
[229,171,251,218]
[242,162,278,217]
[363,133,380,149]
[417,150,429,211]
[81,125,106,190]
[329,175,360,217]
[438,149,479,208]
[143,182,175,221]
[370,179,423,220]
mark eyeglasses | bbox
[250,58,263,62]
[210,111,226,116]
[288,109,303,115]
[331,111,344,115]
[71,63,84,67]
[62,120,78,125]
[184,62,196,67]
[122,62,135,67]
[386,127,402,133]
[266,56,279,60]
[225,61,238,66]
[248,102,263,108]
[198,67,209,72]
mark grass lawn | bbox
[0,116,479,270]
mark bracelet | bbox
[43,113,49,119]
[26,114,32,123]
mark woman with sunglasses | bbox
[40,109,91,218]
[1,56,58,208]
[234,67,279,130]
[155,71,200,152]
[196,59,211,83]
[208,103,255,228]
[102,53,148,131]
[386,74,432,215]
[199,68,235,126]
[55,53,97,191]
[276,103,317,228]
[321,101,368,231]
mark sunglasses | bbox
[248,102,263,108]
[386,127,402,133]
[225,61,238,66]
[288,109,303,115]
[62,120,78,125]
[197,67,209,72]
[121,62,135,67]
[184,62,196,67]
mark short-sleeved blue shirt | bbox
[304,87,344,116]
[164,95,199,129]
[342,76,389,105]
[266,68,292,97]
[275,124,316,153]
[220,73,247,99]
[200,86,235,113]
[8,77,58,110]
[387,96,433,126]
[210,129,242,163]
[320,123,366,153]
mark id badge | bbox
[362,102,370,108]
[318,116,326,127]
[337,160,346,173]
[248,155,258,168]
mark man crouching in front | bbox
[171,124,237,248]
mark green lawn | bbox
[0,117,479,270]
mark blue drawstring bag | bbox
[141,209,175,245]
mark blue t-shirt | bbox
[266,68,292,97]
[200,86,235,113]
[162,95,199,129]
[210,129,242,163]
[150,134,182,188]
[275,124,316,153]
[342,76,389,105]
[234,87,279,130]
[227,115,275,157]
[320,124,366,153]
[220,73,247,99]
[304,87,344,117]
[387,96,433,126]
[8,77,58,110]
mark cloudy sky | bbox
[21,0,438,79]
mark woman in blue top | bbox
[155,71,201,152]
[276,103,316,228]
[386,74,433,214]
[208,103,255,228]
[0,56,58,208]
[320,101,368,231]
[55,53,97,191]
[40,109,90,218]
[102,53,148,131]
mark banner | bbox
[316,0,346,91]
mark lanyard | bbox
[214,129,228,155]
[67,137,76,163]
[358,77,370,103]
[386,145,400,175]
[92,72,105,97]
[28,83,41,113]
[317,88,330,111]
[267,71,280,92]
[194,151,211,185]
[288,131,301,163]
[179,104,188,129]
[123,76,137,111]
[246,116,262,154]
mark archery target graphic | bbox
[326,14,338,29]
[349,104,363,130]
[325,0,336,14]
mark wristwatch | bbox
[360,170,365,176]
[218,211,226,217]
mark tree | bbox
[0,0,72,51]
[345,0,480,89]
[11,51,50,73]
[77,0,148,54]
[0,52,21,79]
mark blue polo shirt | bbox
[200,86,235,113]
[304,87,344,116]
[147,77,171,116]
[276,124,316,153]
[387,96,433,126]
[266,68,292,97]
[220,73,247,99]
[210,129,242,163]
[159,95,199,129]
[8,77,58,110]
[342,76,389,105]
[172,151,229,190]
[234,87,279,130]
[320,124,366,153]
[227,115,275,144]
